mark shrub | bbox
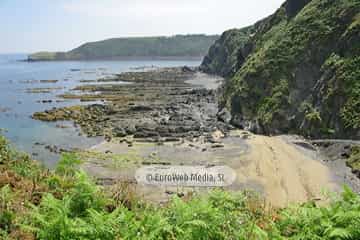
[55,152,82,177]
[276,186,360,239]
[0,185,14,233]
[0,136,10,164]
[67,171,106,217]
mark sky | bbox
[0,0,285,53]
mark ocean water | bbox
[0,54,200,167]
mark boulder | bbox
[113,127,127,137]
[217,108,231,123]
[134,131,160,138]
[125,125,136,135]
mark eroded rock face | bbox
[230,114,263,134]
[205,0,360,139]
[217,108,231,124]
[284,0,312,18]
[200,27,254,78]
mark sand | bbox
[234,134,339,207]
[82,131,342,207]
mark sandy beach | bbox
[79,130,355,207]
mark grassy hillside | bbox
[28,35,219,61]
[205,0,359,139]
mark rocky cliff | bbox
[202,0,360,139]
[200,26,254,77]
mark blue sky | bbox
[1,0,284,53]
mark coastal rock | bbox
[211,143,225,148]
[202,0,360,139]
[284,0,311,18]
[125,125,136,135]
[33,67,231,144]
[0,107,11,113]
[113,127,127,137]
[200,27,254,77]
[181,66,195,73]
[40,80,58,83]
[134,131,160,139]
[217,108,231,124]
[130,105,153,112]
[230,115,262,134]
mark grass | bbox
[76,150,143,169]
[1,135,360,239]
[347,146,360,177]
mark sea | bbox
[0,54,200,167]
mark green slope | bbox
[28,35,219,61]
[205,0,360,139]
[200,26,254,77]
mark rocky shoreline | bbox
[33,67,230,143]
[31,66,360,199]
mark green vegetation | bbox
[1,135,360,239]
[76,150,143,169]
[200,26,254,77]
[257,79,289,125]
[205,0,359,138]
[28,35,219,61]
[347,146,360,177]
[334,56,360,130]
[27,52,57,61]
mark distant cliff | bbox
[202,0,360,139]
[28,34,219,61]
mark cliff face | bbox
[204,0,360,139]
[200,26,254,77]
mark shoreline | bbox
[28,65,360,205]
[83,130,360,206]
[24,56,204,62]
